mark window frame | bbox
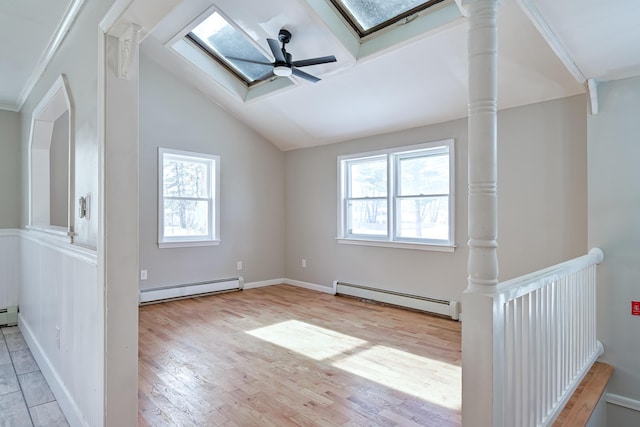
[329,0,446,38]
[337,139,455,252]
[158,148,220,248]
[184,9,271,86]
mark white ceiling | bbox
[2,0,639,150]
[0,0,76,111]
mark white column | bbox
[461,0,501,426]
[98,2,182,424]
[100,30,141,426]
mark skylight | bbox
[187,11,271,84]
[330,0,445,37]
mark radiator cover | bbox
[0,306,18,326]
[139,277,243,305]
[335,281,459,320]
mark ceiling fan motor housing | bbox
[278,29,292,44]
[225,27,336,83]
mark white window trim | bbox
[158,148,220,248]
[337,139,455,251]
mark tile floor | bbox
[0,326,69,427]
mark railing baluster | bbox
[496,249,603,426]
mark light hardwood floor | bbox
[138,285,462,426]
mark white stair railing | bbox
[494,248,604,426]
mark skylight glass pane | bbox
[190,12,271,82]
[334,0,441,34]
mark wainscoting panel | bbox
[19,230,102,427]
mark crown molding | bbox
[14,0,85,112]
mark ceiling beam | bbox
[587,78,599,115]
[516,0,586,84]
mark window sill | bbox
[336,238,455,252]
[26,225,73,243]
[158,240,220,249]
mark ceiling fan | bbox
[226,29,337,83]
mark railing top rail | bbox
[487,248,604,302]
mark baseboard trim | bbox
[607,393,640,412]
[241,278,335,294]
[19,314,87,427]
[243,278,285,289]
[284,279,336,294]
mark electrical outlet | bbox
[55,326,60,350]
[237,261,243,271]
[302,259,307,268]
[140,269,147,280]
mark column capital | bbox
[455,0,502,17]
[118,23,141,80]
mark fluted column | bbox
[461,0,501,426]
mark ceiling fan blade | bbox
[292,68,320,83]
[291,55,337,68]
[267,38,286,63]
[226,56,273,66]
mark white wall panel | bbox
[0,229,19,310]
[588,76,640,426]
[19,231,102,427]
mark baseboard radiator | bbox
[139,277,244,305]
[0,306,18,327]
[335,281,459,320]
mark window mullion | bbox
[388,153,394,241]
[164,196,210,202]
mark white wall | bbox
[0,110,21,228]
[0,110,21,310]
[16,0,115,424]
[20,1,110,249]
[138,53,286,290]
[285,95,587,302]
[0,230,19,310]
[588,75,640,425]
[498,96,587,278]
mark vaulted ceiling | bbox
[2,0,639,150]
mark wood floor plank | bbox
[553,362,613,426]
[139,285,462,426]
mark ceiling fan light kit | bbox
[273,65,292,77]
[226,28,336,83]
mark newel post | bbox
[460,0,501,426]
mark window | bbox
[338,140,454,250]
[158,148,220,248]
[187,11,271,85]
[330,0,446,37]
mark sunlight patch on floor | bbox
[247,319,460,410]
[332,344,461,410]
[246,319,367,360]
